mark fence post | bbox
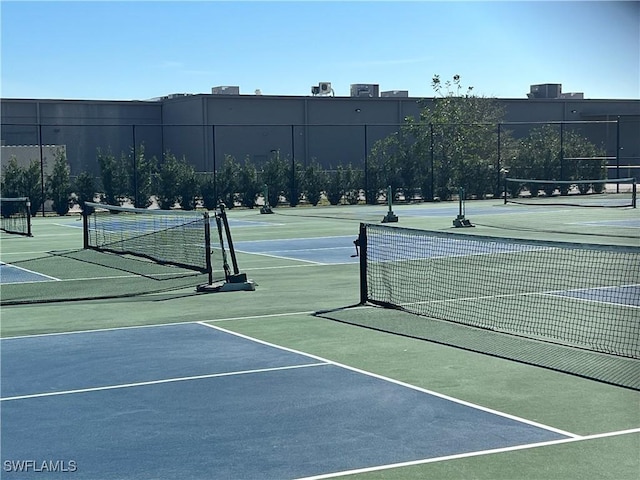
[132,124,138,207]
[363,124,368,204]
[429,123,435,202]
[559,122,564,181]
[496,123,502,197]
[212,124,217,203]
[616,116,620,192]
[38,124,45,216]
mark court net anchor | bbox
[453,187,474,228]
[381,186,398,223]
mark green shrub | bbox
[47,148,71,215]
[302,161,327,206]
[73,172,97,213]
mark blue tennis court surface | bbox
[1,323,571,479]
[0,262,58,284]
[549,284,640,307]
[233,234,548,266]
[235,235,359,264]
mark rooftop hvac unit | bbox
[528,83,562,99]
[381,90,409,98]
[350,83,379,98]
[212,86,240,95]
[319,82,332,94]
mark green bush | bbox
[261,151,289,208]
[47,148,71,215]
[155,151,193,209]
[200,173,218,210]
[239,159,260,208]
[216,155,241,208]
[97,148,129,205]
[73,172,97,213]
[1,157,24,198]
[302,161,327,206]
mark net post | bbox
[25,198,32,237]
[382,185,398,223]
[504,177,508,204]
[203,211,213,286]
[358,223,368,305]
[632,179,637,209]
[453,187,474,227]
[260,184,273,214]
[82,209,89,249]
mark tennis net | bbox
[504,177,636,208]
[84,202,226,285]
[0,197,32,236]
[358,224,639,359]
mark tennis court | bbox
[1,200,639,479]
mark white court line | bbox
[0,362,328,402]
[0,271,199,286]
[0,310,321,340]
[235,235,355,245]
[198,322,580,439]
[234,250,326,264]
[544,283,640,309]
[294,428,640,480]
[0,261,60,281]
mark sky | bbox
[1,1,638,101]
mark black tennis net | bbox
[358,224,640,359]
[83,202,219,283]
[0,197,32,236]
[504,177,636,208]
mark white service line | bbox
[294,428,640,480]
[0,362,328,402]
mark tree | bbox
[47,147,71,215]
[73,171,97,213]
[215,155,241,208]
[403,74,506,200]
[1,157,24,198]
[97,147,128,205]
[155,151,196,210]
[301,160,328,206]
[130,143,157,208]
[238,158,260,208]
[508,124,606,196]
[261,150,289,208]
[23,159,44,215]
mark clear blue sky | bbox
[1,1,638,101]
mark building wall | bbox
[2,96,639,178]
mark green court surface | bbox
[1,200,639,479]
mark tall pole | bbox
[212,124,217,203]
[429,123,435,202]
[559,122,564,182]
[290,124,296,206]
[616,116,621,193]
[132,124,138,207]
[363,124,368,204]
[496,123,502,197]
[38,124,45,216]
